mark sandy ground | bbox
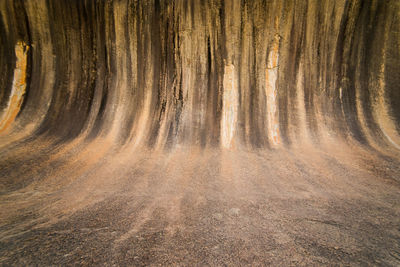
[0,138,399,266]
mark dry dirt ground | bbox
[0,139,399,266]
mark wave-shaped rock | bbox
[0,1,399,265]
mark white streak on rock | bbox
[266,37,280,145]
[221,64,238,149]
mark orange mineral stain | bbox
[0,41,29,133]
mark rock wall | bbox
[0,0,399,150]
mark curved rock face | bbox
[1,1,400,265]
[1,0,399,149]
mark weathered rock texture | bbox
[1,0,399,148]
[0,0,399,265]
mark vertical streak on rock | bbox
[221,64,238,148]
[109,1,128,141]
[266,33,280,146]
[203,1,223,147]
[124,0,138,142]
[239,2,255,146]
[0,42,28,133]
[374,11,400,149]
[110,0,139,144]
[251,0,270,147]
[0,1,13,121]
[189,1,208,147]
[303,0,319,141]
[296,62,308,142]
[339,0,370,144]
[177,1,193,145]
[376,67,400,150]
[152,0,170,149]
[130,1,154,149]
[168,0,195,147]
[22,0,55,135]
[92,1,117,140]
[221,0,240,149]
